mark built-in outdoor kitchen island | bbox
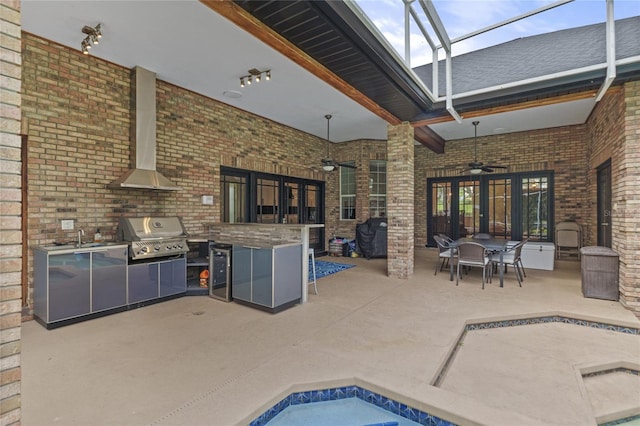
[199,223,324,308]
[33,221,323,328]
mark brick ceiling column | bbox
[0,1,24,424]
[619,80,640,315]
[387,122,414,279]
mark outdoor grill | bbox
[116,216,188,261]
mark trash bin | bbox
[580,246,619,300]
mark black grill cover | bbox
[356,218,388,259]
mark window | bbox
[220,167,325,252]
[369,160,386,218]
[256,178,279,223]
[340,161,356,220]
[221,174,247,223]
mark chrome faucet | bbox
[77,229,85,247]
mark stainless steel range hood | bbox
[109,66,181,191]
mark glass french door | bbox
[458,180,480,237]
[521,176,550,241]
[487,178,512,239]
[427,172,552,246]
[597,160,612,247]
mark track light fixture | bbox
[239,68,271,88]
[80,24,102,55]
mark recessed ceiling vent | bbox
[109,66,181,191]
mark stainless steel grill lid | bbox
[117,216,188,260]
[117,217,187,240]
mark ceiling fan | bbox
[464,121,508,175]
[321,114,356,172]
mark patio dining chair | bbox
[456,241,492,289]
[433,235,457,276]
[490,239,527,287]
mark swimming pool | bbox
[249,385,456,426]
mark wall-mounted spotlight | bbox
[80,24,102,55]
[239,68,271,88]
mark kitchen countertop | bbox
[34,242,128,253]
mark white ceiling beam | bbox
[450,0,574,45]
[445,52,462,123]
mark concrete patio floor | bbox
[21,247,640,426]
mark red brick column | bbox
[387,122,414,279]
[0,1,23,424]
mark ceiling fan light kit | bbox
[464,121,508,175]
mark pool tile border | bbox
[599,414,640,426]
[465,315,640,335]
[249,385,457,426]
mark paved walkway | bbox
[21,248,640,425]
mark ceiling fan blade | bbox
[338,162,357,169]
[486,165,507,169]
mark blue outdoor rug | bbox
[310,259,356,279]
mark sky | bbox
[354,0,640,66]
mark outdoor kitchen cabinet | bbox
[231,243,302,313]
[128,257,186,304]
[33,245,128,328]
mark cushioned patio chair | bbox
[456,241,492,289]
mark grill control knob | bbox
[140,246,148,253]
[154,246,160,252]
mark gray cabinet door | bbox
[128,263,159,303]
[252,248,273,307]
[273,244,302,306]
[48,252,91,322]
[160,258,186,297]
[92,247,127,312]
[232,246,252,302]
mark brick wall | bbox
[326,139,387,240]
[589,82,640,313]
[1,1,23,424]
[414,124,590,246]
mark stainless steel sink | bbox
[79,242,106,248]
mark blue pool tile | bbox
[251,385,457,426]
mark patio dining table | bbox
[449,237,516,288]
